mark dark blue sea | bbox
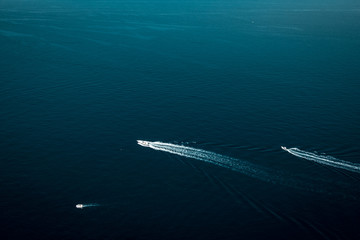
[1,0,360,239]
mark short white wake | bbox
[282,147,360,173]
[76,203,100,209]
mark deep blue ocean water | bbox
[1,1,360,239]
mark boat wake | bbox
[137,140,331,193]
[136,140,359,198]
[138,140,273,181]
[282,147,360,173]
[76,203,100,209]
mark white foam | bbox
[76,203,99,209]
[282,147,360,173]
[138,140,276,183]
[136,141,359,196]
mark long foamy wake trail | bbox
[282,147,360,173]
[137,140,305,188]
[144,140,271,180]
[137,141,359,197]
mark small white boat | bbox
[137,140,151,147]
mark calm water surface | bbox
[1,1,360,239]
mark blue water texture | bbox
[1,0,360,239]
